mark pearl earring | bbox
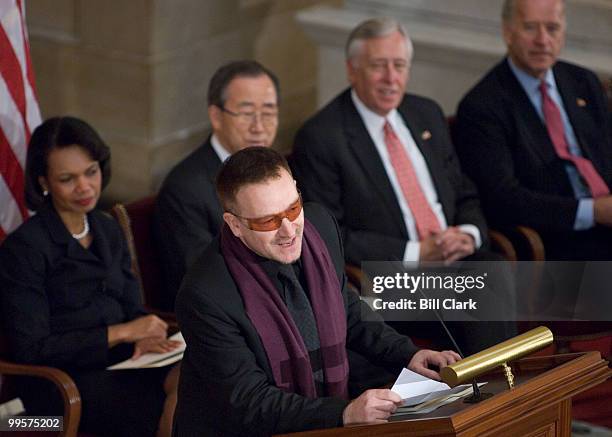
[43,190,49,196]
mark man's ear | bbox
[223,212,242,238]
[209,105,222,132]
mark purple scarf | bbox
[220,218,349,399]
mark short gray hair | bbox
[502,0,566,23]
[345,17,413,65]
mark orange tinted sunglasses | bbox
[232,193,302,232]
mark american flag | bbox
[0,0,41,242]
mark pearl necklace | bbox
[72,215,90,240]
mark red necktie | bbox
[540,81,609,197]
[383,121,441,240]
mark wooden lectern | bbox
[277,352,611,437]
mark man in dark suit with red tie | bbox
[292,17,487,268]
[291,18,514,354]
[454,0,612,261]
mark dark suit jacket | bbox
[454,59,612,259]
[290,89,487,265]
[0,204,146,370]
[174,203,418,437]
[155,137,224,306]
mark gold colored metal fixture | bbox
[501,362,515,389]
[440,326,553,388]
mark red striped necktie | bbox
[539,81,609,197]
[383,120,441,240]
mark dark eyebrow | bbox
[56,162,98,178]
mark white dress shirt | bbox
[211,134,231,162]
[351,90,481,261]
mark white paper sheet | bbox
[107,332,185,370]
[391,368,486,407]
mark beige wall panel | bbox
[253,10,319,96]
[275,88,317,155]
[153,0,239,52]
[239,0,342,19]
[247,0,343,153]
[76,52,150,141]
[26,0,75,36]
[151,31,243,140]
[29,39,78,118]
[103,141,152,204]
[78,0,151,54]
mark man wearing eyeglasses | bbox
[155,60,280,310]
[173,147,460,436]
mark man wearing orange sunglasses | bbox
[174,147,460,436]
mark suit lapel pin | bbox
[421,130,432,140]
[576,98,587,107]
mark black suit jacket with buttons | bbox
[454,59,612,259]
[290,88,487,265]
[0,204,146,370]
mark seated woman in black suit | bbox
[0,117,180,437]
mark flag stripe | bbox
[16,0,40,136]
[0,74,28,168]
[0,2,28,128]
[0,127,28,220]
[1,1,28,84]
[0,0,40,240]
[17,0,35,93]
[0,174,25,235]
